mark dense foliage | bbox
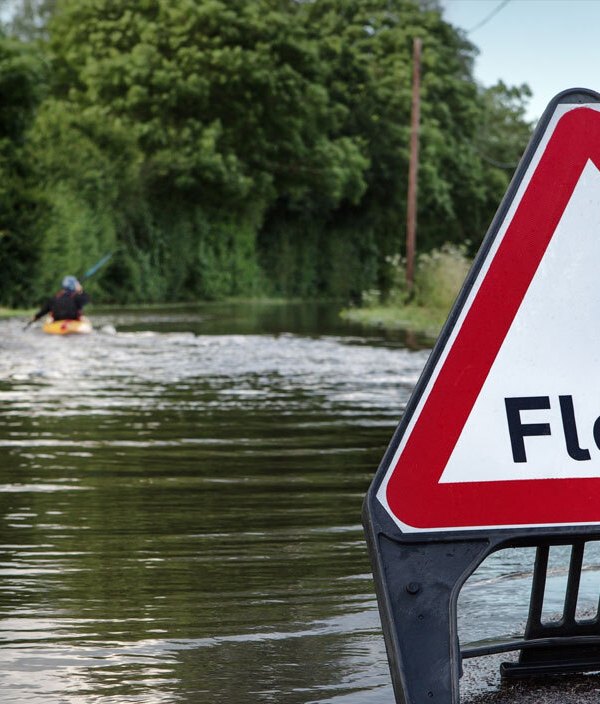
[0,0,532,306]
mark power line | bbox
[477,151,518,169]
[466,0,511,34]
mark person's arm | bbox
[32,299,51,322]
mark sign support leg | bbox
[502,539,600,678]
[370,534,490,704]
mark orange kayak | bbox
[42,317,93,335]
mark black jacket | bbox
[34,290,89,321]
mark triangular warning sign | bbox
[377,91,600,533]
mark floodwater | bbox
[1,302,599,703]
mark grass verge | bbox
[0,307,33,318]
[340,303,449,338]
[341,243,471,338]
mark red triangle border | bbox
[384,106,600,530]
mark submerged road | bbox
[0,303,599,703]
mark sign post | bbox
[364,88,600,703]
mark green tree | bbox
[259,0,522,298]
[26,98,141,299]
[48,0,369,214]
[0,0,532,305]
[473,81,533,236]
[43,0,374,299]
[0,33,45,306]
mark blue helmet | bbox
[62,275,80,292]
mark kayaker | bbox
[30,276,89,323]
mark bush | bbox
[378,243,471,311]
[413,243,471,310]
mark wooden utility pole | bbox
[405,37,422,293]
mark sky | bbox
[441,0,600,122]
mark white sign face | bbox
[440,159,600,483]
[375,100,600,533]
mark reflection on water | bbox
[1,304,423,704]
[1,303,596,703]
